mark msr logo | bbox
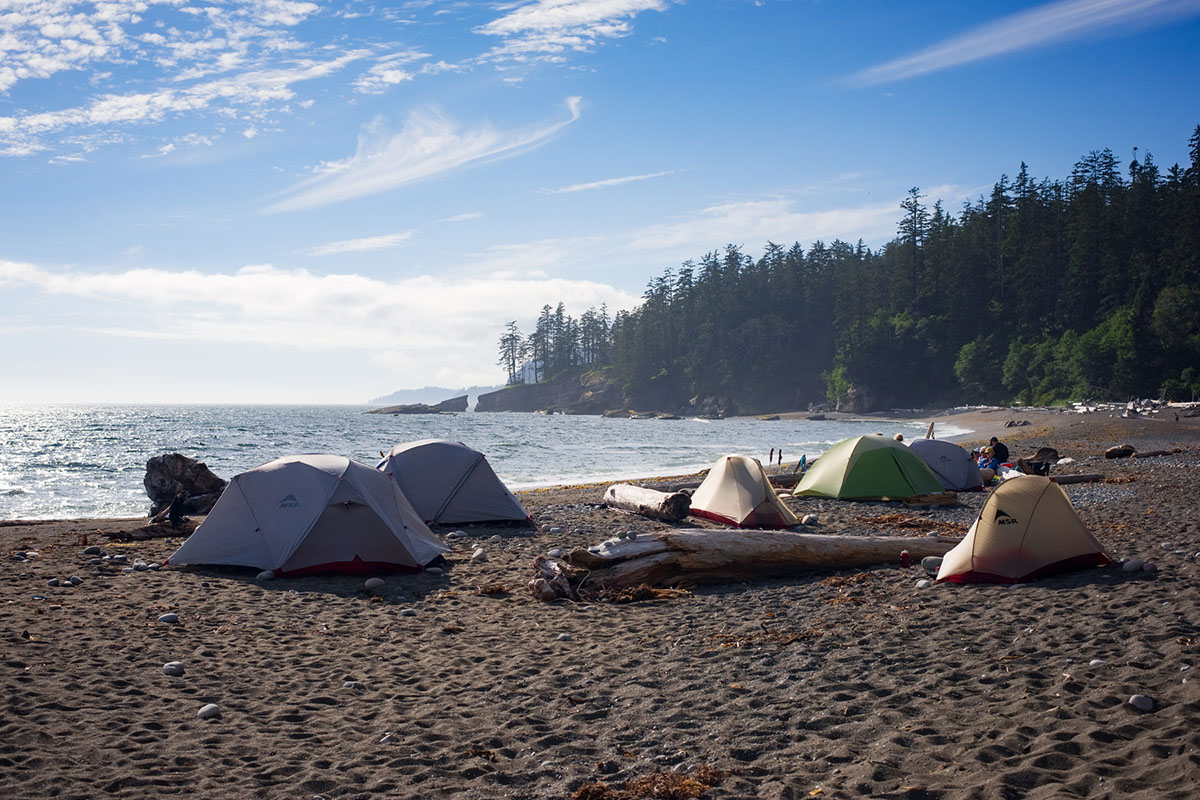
[278,494,301,509]
[995,509,1019,526]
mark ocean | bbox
[0,405,969,520]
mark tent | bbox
[907,438,985,491]
[793,435,944,500]
[937,475,1110,584]
[689,454,799,529]
[377,439,529,525]
[167,454,447,576]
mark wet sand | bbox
[2,410,1198,799]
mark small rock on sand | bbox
[158,613,180,624]
[47,578,60,587]
[801,514,818,526]
[256,570,275,581]
[163,661,185,677]
[1128,694,1154,712]
[1089,659,1107,667]
[471,548,487,563]
[400,608,416,617]
[1123,558,1145,572]
[343,680,365,691]
[379,732,396,744]
[547,548,564,558]
[69,576,82,585]
[1142,562,1158,573]
[197,703,221,720]
[83,546,101,555]
[556,633,573,642]
[915,579,932,589]
[425,567,443,575]
[364,577,385,590]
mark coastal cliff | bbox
[367,394,468,414]
[476,370,623,414]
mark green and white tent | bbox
[793,435,944,500]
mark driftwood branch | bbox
[1052,473,1104,485]
[604,483,691,522]
[561,529,959,589]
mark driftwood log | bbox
[1053,473,1104,485]
[561,529,960,589]
[604,483,691,522]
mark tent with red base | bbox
[937,475,1110,584]
[167,454,447,576]
[689,454,799,529]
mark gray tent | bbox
[907,438,984,491]
[167,454,447,576]
[377,439,529,524]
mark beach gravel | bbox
[0,410,1197,799]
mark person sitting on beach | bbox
[977,447,1000,472]
[167,492,189,530]
[893,433,904,442]
[989,436,1009,464]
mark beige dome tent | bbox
[377,439,529,525]
[167,454,447,576]
[689,454,798,529]
[937,476,1110,584]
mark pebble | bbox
[489,535,502,544]
[158,613,180,624]
[256,570,275,581]
[540,523,552,531]
[425,567,443,575]
[627,532,638,541]
[343,680,365,691]
[1128,694,1154,712]
[556,633,573,642]
[83,546,102,555]
[364,577,385,590]
[471,547,487,563]
[801,514,818,526]
[400,608,416,617]
[69,576,83,586]
[47,578,60,587]
[196,703,221,720]
[921,556,943,573]
[1089,659,1107,666]
[379,732,396,744]
[549,527,562,534]
[112,555,128,564]
[163,661,186,677]
[89,558,102,565]
[1122,558,1145,572]
[915,579,932,589]
[547,548,564,558]
[1142,562,1158,573]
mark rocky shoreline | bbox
[1,411,1198,799]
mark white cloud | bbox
[476,0,670,64]
[0,257,640,388]
[543,168,677,194]
[267,96,583,213]
[846,0,1200,86]
[307,231,416,256]
[353,50,428,94]
[435,212,485,223]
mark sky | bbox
[2,0,1199,404]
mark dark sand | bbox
[2,410,1198,799]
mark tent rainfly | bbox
[937,475,1111,584]
[907,438,985,491]
[689,454,799,529]
[793,435,944,500]
[377,439,529,524]
[166,454,447,576]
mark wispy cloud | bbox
[267,96,583,213]
[476,0,670,64]
[845,0,1200,86]
[307,231,416,256]
[436,212,485,223]
[543,169,678,194]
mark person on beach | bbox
[977,447,1000,472]
[893,433,904,442]
[989,436,1009,464]
[167,492,188,530]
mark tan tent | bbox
[937,476,1110,584]
[689,454,798,529]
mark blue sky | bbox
[2,0,1198,403]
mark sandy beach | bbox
[2,409,1198,799]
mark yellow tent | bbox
[689,454,799,529]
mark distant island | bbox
[369,385,501,407]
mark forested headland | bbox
[496,126,1200,415]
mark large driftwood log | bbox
[1053,473,1104,485]
[563,529,959,588]
[604,483,691,522]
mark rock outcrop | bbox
[144,454,227,517]
[368,395,468,415]
[476,371,623,414]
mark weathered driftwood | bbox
[1132,449,1175,458]
[1053,473,1104,485]
[604,483,691,522]
[562,529,960,589]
